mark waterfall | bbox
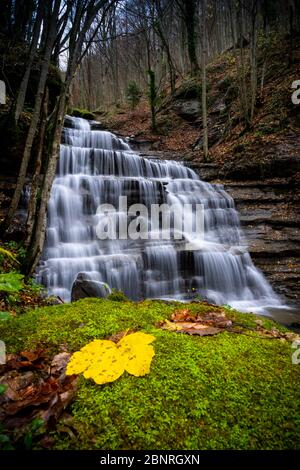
[36,115,283,314]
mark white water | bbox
[36,116,284,314]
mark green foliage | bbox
[0,243,27,272]
[257,29,279,53]
[0,298,299,450]
[16,246,27,264]
[194,293,203,301]
[107,289,129,302]
[125,81,142,110]
[0,311,11,321]
[0,430,14,450]
[71,108,96,120]
[26,277,43,294]
[223,304,233,310]
[255,124,280,136]
[0,247,19,264]
[24,418,45,450]
[6,293,20,306]
[0,273,24,293]
[0,384,8,394]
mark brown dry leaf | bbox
[0,350,78,431]
[171,309,192,322]
[181,326,221,336]
[20,350,42,362]
[5,349,47,371]
[160,308,232,336]
[161,319,221,336]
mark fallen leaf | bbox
[160,308,232,336]
[66,332,156,384]
[0,349,77,432]
[118,332,155,377]
[161,320,221,336]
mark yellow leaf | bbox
[83,341,124,384]
[118,332,155,377]
[66,333,155,384]
[65,349,91,375]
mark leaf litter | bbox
[0,349,77,447]
[158,308,300,342]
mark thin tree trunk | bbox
[238,10,250,126]
[153,1,176,95]
[0,0,60,236]
[250,1,258,122]
[202,0,208,161]
[25,92,67,275]
[25,87,49,246]
[184,0,199,75]
[14,0,45,123]
[24,0,113,274]
[228,0,250,127]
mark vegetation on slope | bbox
[99,36,299,177]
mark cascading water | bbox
[36,115,283,314]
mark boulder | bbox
[71,273,111,302]
[172,99,200,121]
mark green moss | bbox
[0,298,299,450]
[107,289,129,302]
[71,108,96,120]
[174,78,202,100]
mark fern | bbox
[0,273,24,293]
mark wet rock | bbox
[90,120,106,131]
[71,273,111,302]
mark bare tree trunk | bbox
[25,0,112,274]
[25,93,67,275]
[202,0,208,161]
[14,0,45,123]
[238,4,250,127]
[25,87,49,246]
[153,0,176,94]
[1,0,60,236]
[228,0,250,127]
[250,0,258,122]
[176,0,200,75]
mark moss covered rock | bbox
[0,298,299,450]
[71,108,96,120]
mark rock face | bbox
[181,172,298,304]
[222,179,300,303]
[71,273,111,302]
[187,151,300,305]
